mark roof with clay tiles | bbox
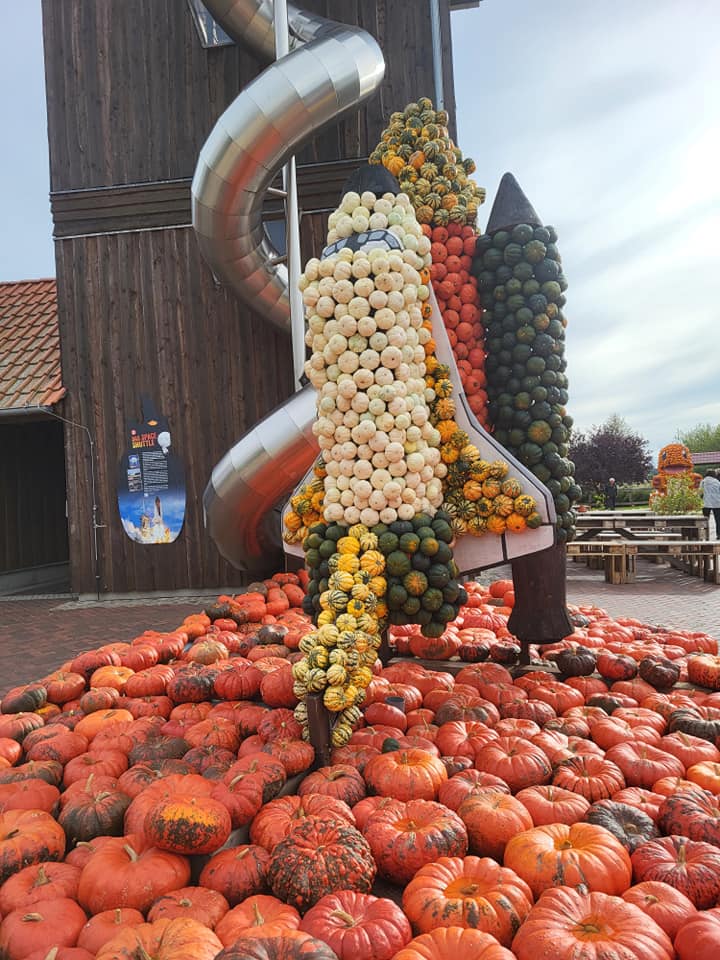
[0,279,65,411]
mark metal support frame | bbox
[273,0,306,391]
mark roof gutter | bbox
[0,405,54,420]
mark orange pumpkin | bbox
[504,822,632,898]
[363,749,447,801]
[511,886,673,960]
[95,918,221,960]
[214,895,301,946]
[402,855,532,946]
[392,926,515,960]
[457,791,532,861]
[144,795,231,856]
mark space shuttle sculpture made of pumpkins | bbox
[284,171,575,657]
[285,175,563,569]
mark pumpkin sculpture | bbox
[651,443,701,495]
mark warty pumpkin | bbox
[266,817,376,912]
[363,799,468,885]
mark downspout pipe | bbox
[429,0,444,110]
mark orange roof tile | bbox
[0,279,65,411]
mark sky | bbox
[1,0,719,459]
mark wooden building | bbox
[0,280,69,593]
[41,0,461,595]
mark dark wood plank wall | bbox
[54,228,293,593]
[0,422,68,574]
[42,0,459,593]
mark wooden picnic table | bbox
[575,513,708,542]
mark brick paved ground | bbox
[1,561,718,697]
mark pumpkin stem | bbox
[677,842,687,866]
[123,843,140,862]
[21,913,43,922]
[34,865,49,887]
[253,901,265,925]
[330,909,357,927]
[114,909,123,923]
[44,950,59,960]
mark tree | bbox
[570,415,653,490]
[676,422,720,453]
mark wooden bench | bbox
[566,541,629,584]
[626,540,720,584]
[567,540,720,585]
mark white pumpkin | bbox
[368,431,388,452]
[360,507,380,527]
[351,392,370,413]
[353,460,373,480]
[333,259,353,281]
[337,351,360,374]
[371,468,391,490]
[359,349,380,370]
[374,307,396,331]
[324,502,344,523]
[343,506,361,525]
[348,296,371,319]
[353,368,374,390]
[357,316,376,338]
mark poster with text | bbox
[117,408,186,544]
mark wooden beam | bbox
[50,158,368,239]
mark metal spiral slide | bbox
[194,1,556,575]
[193,1,385,572]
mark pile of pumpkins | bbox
[1,574,720,958]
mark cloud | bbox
[452,0,720,458]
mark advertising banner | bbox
[117,400,185,544]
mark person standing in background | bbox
[604,477,618,510]
[700,470,720,539]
